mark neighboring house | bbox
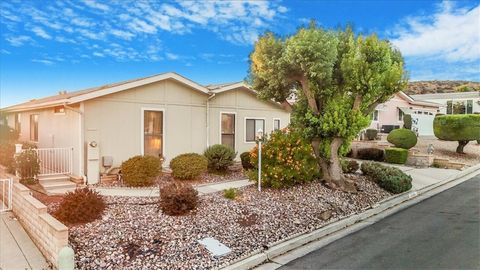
[1,72,290,185]
[410,91,480,115]
[368,91,443,136]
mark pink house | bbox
[368,91,443,136]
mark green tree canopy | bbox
[249,23,407,191]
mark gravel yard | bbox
[70,176,391,270]
[415,137,480,166]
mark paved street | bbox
[281,175,480,270]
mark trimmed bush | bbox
[357,148,384,161]
[160,182,198,215]
[403,114,412,129]
[385,147,409,164]
[170,153,208,180]
[247,130,319,189]
[223,188,238,200]
[54,188,106,224]
[433,114,480,153]
[0,124,19,141]
[204,144,236,172]
[240,152,254,170]
[15,149,40,181]
[341,159,359,174]
[0,142,15,174]
[121,155,162,187]
[387,128,417,149]
[365,129,378,140]
[361,162,412,194]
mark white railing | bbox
[0,178,12,212]
[32,147,74,176]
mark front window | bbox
[15,113,21,133]
[453,101,466,114]
[144,110,163,158]
[273,119,281,131]
[54,106,65,114]
[245,118,265,142]
[467,100,473,114]
[447,100,473,114]
[398,109,404,121]
[221,113,235,150]
[371,110,379,121]
[30,114,38,142]
[446,101,452,114]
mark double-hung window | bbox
[30,114,38,142]
[143,110,163,158]
[221,113,235,150]
[273,119,281,131]
[15,113,21,134]
[245,118,265,142]
[371,110,379,121]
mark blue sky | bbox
[1,0,479,107]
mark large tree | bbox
[249,24,407,192]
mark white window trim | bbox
[273,118,281,131]
[140,107,166,159]
[29,114,39,143]
[219,111,237,150]
[244,117,266,144]
[371,110,379,122]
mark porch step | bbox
[38,174,77,195]
[42,182,76,191]
[38,175,71,184]
[48,187,77,195]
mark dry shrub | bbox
[159,182,198,216]
[54,187,106,224]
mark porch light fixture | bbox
[256,128,264,192]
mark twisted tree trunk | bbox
[312,137,357,193]
[456,140,469,154]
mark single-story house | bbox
[368,91,443,136]
[411,91,480,115]
[1,72,290,185]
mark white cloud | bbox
[31,26,52,39]
[32,59,54,65]
[1,49,11,54]
[165,52,179,60]
[390,2,480,62]
[110,29,135,40]
[82,0,109,12]
[6,36,32,46]
[93,52,105,57]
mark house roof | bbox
[397,91,444,108]
[1,73,289,113]
[411,91,480,100]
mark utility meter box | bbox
[87,141,100,184]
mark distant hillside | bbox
[405,81,480,95]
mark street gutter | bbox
[219,163,480,270]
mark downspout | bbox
[206,93,216,148]
[63,103,87,183]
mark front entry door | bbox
[144,110,163,158]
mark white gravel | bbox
[70,175,391,270]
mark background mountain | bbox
[406,81,480,95]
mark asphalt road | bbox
[280,175,480,270]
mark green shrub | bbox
[170,153,208,180]
[0,124,19,141]
[15,149,40,181]
[385,147,409,164]
[365,129,378,140]
[160,182,198,216]
[21,141,37,149]
[121,155,162,187]
[54,188,106,224]
[0,142,16,174]
[240,152,254,170]
[341,159,359,174]
[357,148,384,161]
[247,130,319,189]
[203,144,236,172]
[433,114,480,153]
[387,128,417,149]
[403,114,412,129]
[361,162,412,194]
[223,188,238,200]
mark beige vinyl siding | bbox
[209,89,290,155]
[83,79,208,170]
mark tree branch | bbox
[299,76,319,115]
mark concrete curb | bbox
[219,164,480,270]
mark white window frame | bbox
[273,118,281,131]
[244,117,266,144]
[446,99,474,114]
[371,110,379,122]
[219,111,237,150]
[53,106,66,115]
[140,107,166,159]
[30,114,39,142]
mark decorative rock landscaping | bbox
[69,176,390,269]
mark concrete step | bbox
[41,182,76,191]
[37,175,70,181]
[48,187,76,195]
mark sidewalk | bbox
[0,212,49,270]
[95,179,252,197]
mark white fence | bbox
[0,178,12,212]
[30,147,73,176]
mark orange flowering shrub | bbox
[247,129,320,188]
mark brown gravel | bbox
[70,176,391,270]
[414,137,480,166]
